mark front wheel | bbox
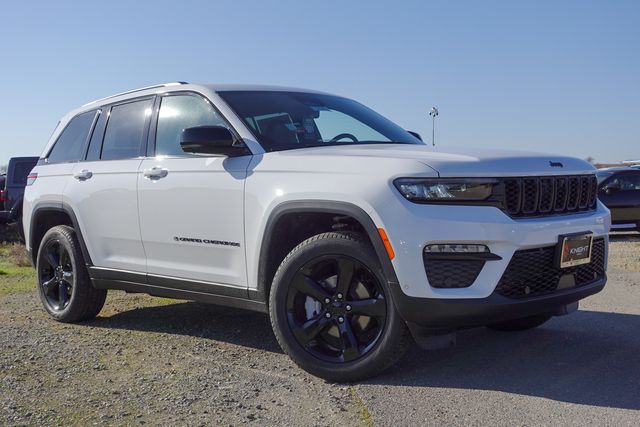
[36,225,106,322]
[486,314,552,332]
[269,232,411,382]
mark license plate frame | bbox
[556,232,594,269]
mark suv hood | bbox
[285,144,595,177]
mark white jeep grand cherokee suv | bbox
[23,82,610,381]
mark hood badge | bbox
[549,161,564,168]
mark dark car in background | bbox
[0,157,39,234]
[0,174,6,211]
[597,167,640,232]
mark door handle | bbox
[143,166,169,179]
[73,169,93,181]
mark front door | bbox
[137,93,250,289]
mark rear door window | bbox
[101,99,153,160]
[47,110,97,163]
[85,110,105,161]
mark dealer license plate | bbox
[558,233,593,268]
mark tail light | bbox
[0,189,6,202]
[26,173,38,186]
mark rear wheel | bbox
[269,232,411,382]
[486,314,551,331]
[36,225,106,322]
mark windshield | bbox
[218,91,423,152]
[596,170,615,184]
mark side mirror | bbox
[604,183,621,194]
[407,130,422,141]
[180,126,249,157]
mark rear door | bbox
[137,92,251,290]
[32,110,97,213]
[64,97,154,272]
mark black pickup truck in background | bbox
[1,157,39,234]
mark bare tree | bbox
[585,156,596,165]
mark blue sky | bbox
[0,0,638,164]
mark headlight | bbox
[394,178,498,203]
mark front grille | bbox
[424,258,485,288]
[501,175,597,218]
[494,238,605,299]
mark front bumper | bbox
[374,199,611,299]
[390,276,606,333]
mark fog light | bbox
[424,244,489,253]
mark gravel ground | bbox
[0,294,367,426]
[1,233,639,425]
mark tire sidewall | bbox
[269,233,407,381]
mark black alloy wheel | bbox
[39,238,74,312]
[269,232,411,381]
[286,255,387,363]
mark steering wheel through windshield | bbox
[329,133,359,143]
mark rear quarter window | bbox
[47,111,97,163]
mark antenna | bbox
[429,107,439,146]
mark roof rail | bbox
[82,82,189,107]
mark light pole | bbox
[429,107,438,146]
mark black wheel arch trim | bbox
[255,200,400,302]
[29,202,93,266]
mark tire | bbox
[486,314,552,332]
[269,232,411,382]
[36,225,106,322]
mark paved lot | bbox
[1,234,639,425]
